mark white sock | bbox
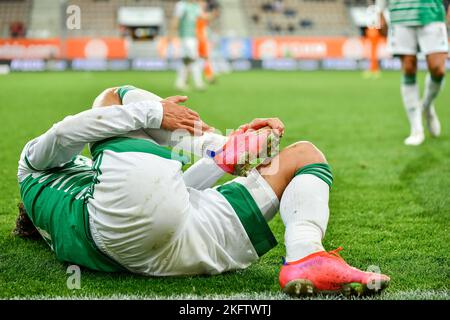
[401,83,423,135]
[170,132,226,158]
[280,174,330,262]
[423,73,444,111]
[183,157,225,190]
[176,63,189,88]
[191,60,205,89]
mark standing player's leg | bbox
[400,55,424,146]
[199,39,214,83]
[389,24,424,145]
[187,38,205,90]
[418,22,449,137]
[422,53,446,137]
[176,58,190,91]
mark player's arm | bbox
[22,100,163,171]
[22,91,208,171]
[376,0,388,36]
[379,11,388,36]
[169,16,179,40]
[169,1,183,39]
[447,2,450,23]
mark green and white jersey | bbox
[19,155,124,272]
[378,0,446,26]
[17,84,280,276]
[17,99,164,272]
[174,0,201,38]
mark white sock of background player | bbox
[422,73,444,136]
[191,60,205,89]
[401,74,424,143]
[175,62,189,89]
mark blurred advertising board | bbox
[2,36,449,72]
[252,37,389,60]
[0,39,61,59]
[220,38,252,60]
[0,38,127,60]
[65,38,127,59]
[155,37,251,60]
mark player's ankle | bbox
[285,242,325,263]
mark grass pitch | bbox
[0,71,449,299]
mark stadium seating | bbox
[0,0,32,38]
[0,0,365,38]
[242,0,358,36]
[66,0,177,37]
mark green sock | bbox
[423,73,445,110]
[294,163,333,188]
[430,74,444,83]
[402,74,417,85]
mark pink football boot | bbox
[212,127,280,176]
[279,247,390,297]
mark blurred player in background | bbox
[377,0,449,146]
[364,26,382,79]
[171,0,205,91]
[197,0,219,84]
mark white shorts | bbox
[180,37,199,60]
[388,22,449,56]
[87,136,279,276]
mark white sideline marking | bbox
[7,290,450,300]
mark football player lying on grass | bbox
[15,86,390,297]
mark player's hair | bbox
[207,0,220,11]
[13,203,41,240]
[444,0,450,11]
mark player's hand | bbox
[164,95,189,104]
[379,13,388,37]
[160,99,212,135]
[239,118,285,137]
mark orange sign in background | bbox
[0,38,127,60]
[1,36,448,60]
[252,37,389,60]
[65,38,127,59]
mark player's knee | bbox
[429,64,445,79]
[92,87,120,108]
[288,141,327,167]
[402,57,417,75]
[403,64,417,76]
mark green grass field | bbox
[0,71,449,300]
